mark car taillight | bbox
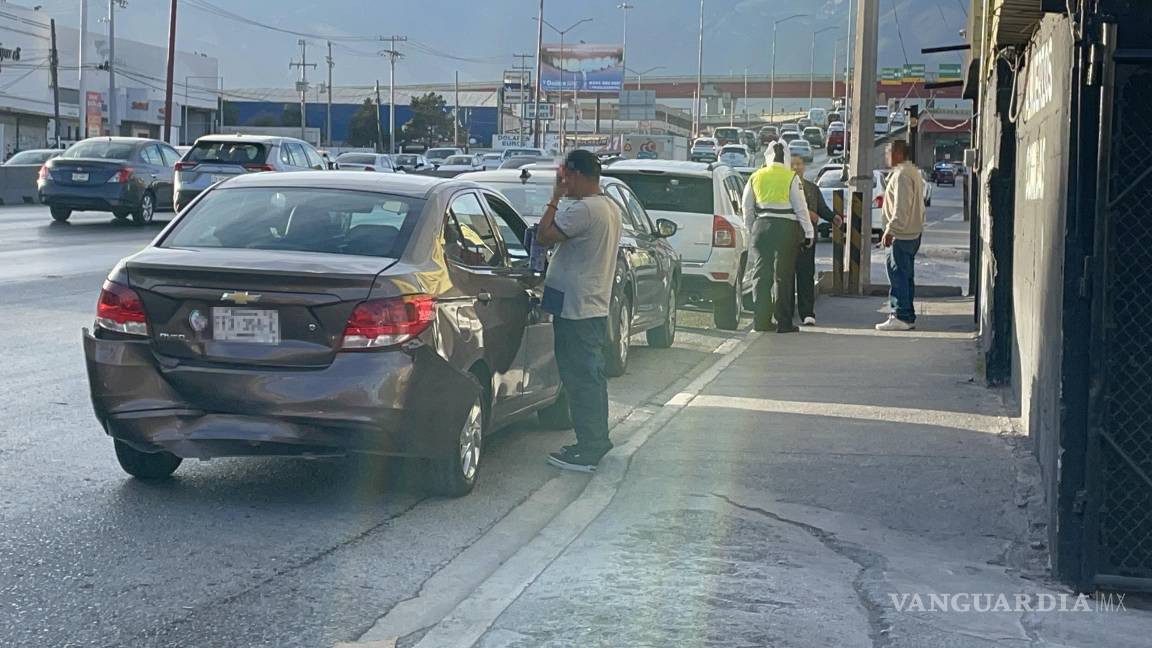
[243,164,274,172]
[342,295,436,349]
[106,167,133,184]
[37,164,49,181]
[873,195,884,209]
[712,215,736,248]
[96,280,148,336]
[174,161,196,171]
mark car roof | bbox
[220,170,455,197]
[457,168,625,190]
[604,159,722,177]
[193,134,304,145]
[76,136,155,146]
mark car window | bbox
[609,173,714,214]
[613,185,654,235]
[722,175,744,213]
[140,145,164,166]
[159,146,181,167]
[605,186,641,233]
[162,187,420,258]
[286,143,310,168]
[338,153,376,165]
[445,192,501,267]
[190,141,269,165]
[483,193,529,266]
[60,140,137,160]
[302,145,325,170]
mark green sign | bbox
[938,63,963,80]
[903,64,926,81]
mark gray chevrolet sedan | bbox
[84,171,570,496]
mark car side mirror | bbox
[655,218,678,238]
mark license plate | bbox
[71,172,89,182]
[211,174,230,184]
[212,308,280,344]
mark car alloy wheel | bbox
[133,192,155,226]
[459,398,483,483]
[617,300,631,367]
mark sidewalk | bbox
[455,296,1152,647]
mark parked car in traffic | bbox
[714,127,741,147]
[604,160,749,330]
[935,166,957,186]
[481,153,503,170]
[393,153,430,172]
[4,148,61,166]
[718,144,751,168]
[788,139,814,163]
[826,121,846,155]
[38,136,181,225]
[779,124,802,144]
[433,154,485,175]
[335,152,401,173]
[501,147,548,161]
[83,171,574,497]
[462,166,682,376]
[690,137,719,162]
[425,147,464,165]
[499,156,553,169]
[173,135,327,212]
[758,125,780,146]
[797,118,813,130]
[802,127,825,148]
[740,130,759,153]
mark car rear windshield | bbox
[337,153,377,165]
[503,148,542,159]
[444,156,473,165]
[480,181,554,220]
[60,141,137,160]
[720,146,746,155]
[804,128,821,135]
[186,141,270,165]
[609,174,713,214]
[715,128,739,139]
[162,187,421,258]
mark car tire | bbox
[713,266,742,331]
[428,383,485,497]
[131,191,155,226]
[645,284,677,349]
[604,291,632,378]
[50,207,71,222]
[113,439,182,480]
[537,387,573,430]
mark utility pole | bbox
[454,71,460,147]
[810,26,838,110]
[379,35,407,154]
[289,40,317,142]
[514,53,533,146]
[743,67,748,128]
[847,0,879,295]
[79,0,88,138]
[844,0,855,115]
[325,41,333,148]
[616,2,633,139]
[49,19,61,147]
[375,80,384,153]
[162,0,177,143]
[693,0,704,138]
[532,0,544,148]
[771,13,806,122]
[107,0,127,137]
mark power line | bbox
[889,0,911,66]
[954,0,968,19]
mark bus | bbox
[874,105,890,136]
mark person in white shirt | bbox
[876,140,927,331]
[741,142,814,332]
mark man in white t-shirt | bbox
[535,150,622,472]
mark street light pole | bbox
[770,13,805,122]
[743,67,748,128]
[532,0,544,148]
[693,0,704,138]
[614,2,633,138]
[810,26,838,110]
[535,17,592,152]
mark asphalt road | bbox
[0,205,749,648]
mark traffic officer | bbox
[741,141,815,333]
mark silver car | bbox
[174,135,327,211]
[335,152,400,173]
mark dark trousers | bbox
[795,240,817,319]
[552,317,612,454]
[750,217,802,331]
[886,236,922,323]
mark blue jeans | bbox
[553,317,612,455]
[887,236,921,323]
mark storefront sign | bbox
[86,92,104,136]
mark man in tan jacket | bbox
[876,140,926,331]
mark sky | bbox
[29,0,971,89]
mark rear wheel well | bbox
[468,361,494,409]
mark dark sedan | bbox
[38,137,180,225]
[460,166,681,377]
[83,172,572,496]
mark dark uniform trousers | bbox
[749,216,803,331]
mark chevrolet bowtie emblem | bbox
[221,291,261,305]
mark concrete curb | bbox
[357,332,760,648]
[815,272,964,297]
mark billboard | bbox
[540,43,624,94]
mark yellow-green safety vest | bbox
[749,164,797,215]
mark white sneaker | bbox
[802,316,817,326]
[875,316,914,331]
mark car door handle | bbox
[477,290,493,304]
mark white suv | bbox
[605,160,749,330]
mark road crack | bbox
[712,492,893,648]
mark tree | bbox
[347,97,382,149]
[401,93,454,148]
[280,103,301,128]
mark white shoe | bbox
[802,316,817,326]
[875,316,914,331]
